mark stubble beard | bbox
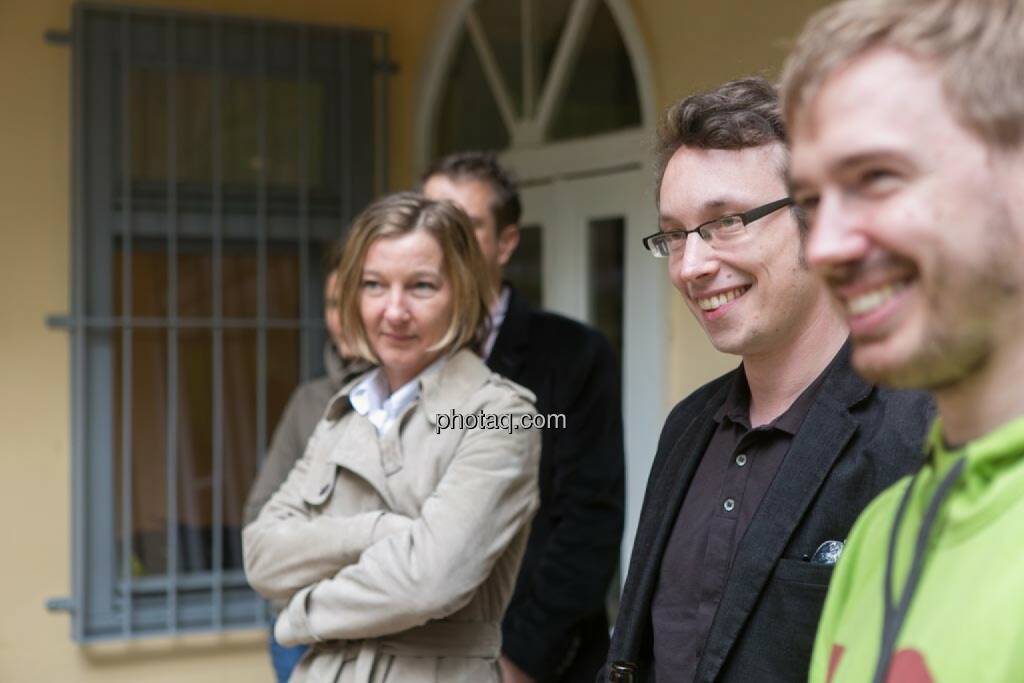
[857,205,1022,392]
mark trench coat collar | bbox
[310,349,489,510]
[418,349,492,424]
[324,347,490,426]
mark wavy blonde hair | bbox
[334,192,492,364]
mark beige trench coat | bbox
[243,349,540,682]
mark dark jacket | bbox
[488,286,626,682]
[605,342,933,682]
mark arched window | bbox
[424,0,649,160]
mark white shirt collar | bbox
[349,356,446,435]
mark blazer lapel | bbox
[615,376,734,660]
[486,285,530,380]
[696,343,869,682]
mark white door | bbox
[518,167,666,577]
[417,0,665,591]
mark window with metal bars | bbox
[50,3,389,642]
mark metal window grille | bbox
[49,3,389,642]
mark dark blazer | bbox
[488,286,626,682]
[605,342,932,682]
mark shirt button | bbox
[736,453,748,467]
[723,498,735,512]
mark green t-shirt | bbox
[809,416,1024,683]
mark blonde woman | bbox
[243,192,540,682]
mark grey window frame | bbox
[49,2,390,642]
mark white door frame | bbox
[413,0,665,583]
[517,168,664,578]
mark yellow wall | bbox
[0,0,829,680]
[0,2,85,679]
[0,0,447,680]
[634,0,831,404]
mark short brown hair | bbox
[655,78,806,234]
[655,78,788,203]
[421,151,521,232]
[335,192,492,363]
[781,0,1024,149]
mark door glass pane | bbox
[435,32,511,156]
[549,2,641,141]
[536,0,573,82]
[505,224,543,309]
[474,0,522,114]
[588,217,624,365]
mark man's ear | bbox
[496,223,520,267]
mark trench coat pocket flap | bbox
[301,460,339,507]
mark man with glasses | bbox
[603,78,931,682]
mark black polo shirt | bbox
[650,366,828,682]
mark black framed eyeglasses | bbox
[642,197,794,258]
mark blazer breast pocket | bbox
[771,557,835,589]
[758,558,834,668]
[720,559,836,681]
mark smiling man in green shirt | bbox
[780,1,1024,681]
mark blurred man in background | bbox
[424,152,625,683]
